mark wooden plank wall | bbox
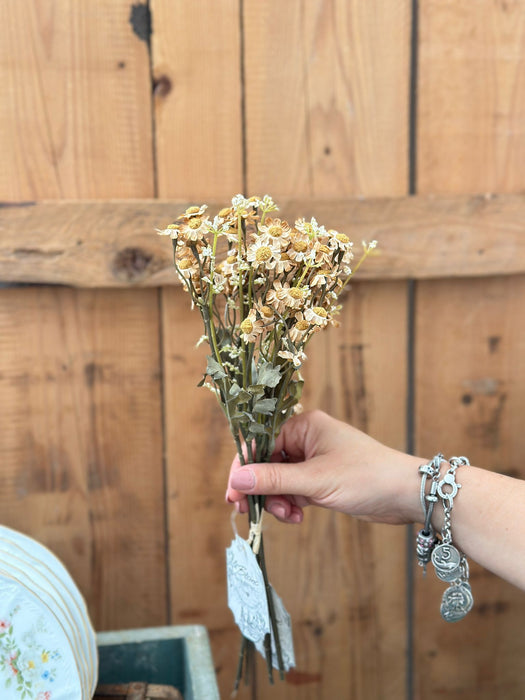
[0,2,524,699]
[414,3,525,699]
[0,0,167,638]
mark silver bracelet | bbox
[415,454,443,573]
[416,455,474,622]
[432,456,473,622]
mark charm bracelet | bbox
[416,454,474,622]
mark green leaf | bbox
[228,383,252,403]
[247,422,269,436]
[247,384,266,398]
[253,398,277,415]
[257,362,281,388]
[206,356,227,380]
[229,382,241,396]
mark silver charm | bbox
[431,542,462,582]
[440,582,474,622]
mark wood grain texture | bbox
[414,278,525,700]
[0,287,167,630]
[0,0,163,638]
[0,0,154,199]
[418,0,525,194]
[2,193,525,286]
[241,1,411,698]
[415,1,525,697]
[244,0,411,198]
[152,1,245,693]
[150,0,243,199]
[260,280,409,700]
[161,286,240,688]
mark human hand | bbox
[226,410,423,525]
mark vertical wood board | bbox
[151,0,243,199]
[152,1,245,693]
[241,1,412,697]
[418,0,525,194]
[414,277,525,699]
[244,0,411,198]
[0,287,167,630]
[0,0,154,199]
[0,0,161,636]
[415,1,525,697]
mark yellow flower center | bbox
[219,207,231,218]
[260,306,273,318]
[255,246,272,262]
[167,224,178,229]
[178,258,193,270]
[268,225,282,237]
[336,233,350,244]
[186,206,201,215]
[240,318,253,334]
[293,240,308,252]
[313,306,327,317]
[281,252,290,260]
[295,320,309,331]
[188,216,202,230]
[289,287,304,300]
[226,255,236,264]
[318,244,330,254]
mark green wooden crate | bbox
[97,626,219,700]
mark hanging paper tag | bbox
[226,535,270,643]
[255,585,295,671]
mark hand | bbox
[226,410,422,525]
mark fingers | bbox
[228,455,326,500]
[265,495,303,524]
[231,495,303,524]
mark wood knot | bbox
[153,74,172,97]
[112,247,153,281]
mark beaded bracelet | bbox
[416,454,474,622]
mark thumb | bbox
[230,457,325,499]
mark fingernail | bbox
[225,488,233,504]
[269,504,286,519]
[230,468,256,491]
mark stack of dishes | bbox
[0,524,98,699]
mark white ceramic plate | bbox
[0,571,83,699]
[0,551,88,698]
[0,526,98,696]
[0,537,95,696]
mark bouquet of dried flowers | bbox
[157,194,376,689]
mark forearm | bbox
[409,462,525,591]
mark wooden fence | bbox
[1,2,524,698]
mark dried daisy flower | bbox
[157,194,376,688]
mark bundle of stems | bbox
[157,194,376,688]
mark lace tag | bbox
[255,584,295,671]
[226,535,270,643]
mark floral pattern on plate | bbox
[0,575,82,700]
[0,605,60,699]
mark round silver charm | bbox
[440,582,474,622]
[431,543,462,582]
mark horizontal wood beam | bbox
[0,194,524,287]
